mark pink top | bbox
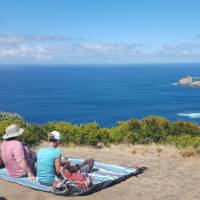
[1,140,26,177]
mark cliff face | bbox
[178,76,200,87]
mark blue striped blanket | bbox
[0,158,141,195]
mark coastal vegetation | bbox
[1,112,200,152]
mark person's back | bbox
[37,146,61,185]
[1,124,35,179]
[0,142,4,168]
[1,140,26,176]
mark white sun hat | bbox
[49,131,61,141]
[3,124,24,140]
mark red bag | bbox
[61,169,93,190]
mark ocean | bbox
[0,64,200,127]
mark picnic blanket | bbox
[0,158,143,196]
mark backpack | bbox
[61,169,93,190]
[0,143,5,168]
[51,167,93,195]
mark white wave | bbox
[172,82,178,86]
[177,113,200,119]
[192,76,200,79]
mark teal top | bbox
[37,147,61,185]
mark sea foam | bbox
[172,82,178,86]
[177,113,200,119]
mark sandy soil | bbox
[0,144,200,200]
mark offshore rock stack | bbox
[178,76,200,87]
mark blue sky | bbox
[0,0,200,64]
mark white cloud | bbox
[0,43,51,60]
[0,33,147,63]
[0,33,200,63]
[0,33,72,44]
[159,43,200,56]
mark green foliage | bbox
[170,121,200,136]
[0,113,25,139]
[22,124,46,145]
[43,121,110,145]
[78,122,109,145]
[2,112,200,151]
[43,121,79,144]
[166,135,200,149]
[0,112,45,146]
[140,116,171,143]
[110,121,133,143]
[109,117,171,144]
[0,112,24,123]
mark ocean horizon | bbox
[0,63,200,127]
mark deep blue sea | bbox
[0,64,200,127]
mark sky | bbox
[0,0,200,64]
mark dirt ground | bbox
[0,144,200,200]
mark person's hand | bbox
[63,160,70,168]
[28,172,36,181]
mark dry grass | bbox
[181,148,197,158]
[1,144,200,200]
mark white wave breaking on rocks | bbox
[177,113,200,119]
[172,82,178,86]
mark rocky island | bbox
[178,76,200,87]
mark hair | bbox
[6,136,19,141]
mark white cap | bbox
[49,131,61,140]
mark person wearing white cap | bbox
[37,131,62,185]
[1,124,36,180]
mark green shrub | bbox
[22,124,46,145]
[43,122,80,144]
[170,121,200,136]
[0,112,45,145]
[109,121,133,143]
[78,122,109,145]
[166,135,200,149]
[140,116,171,143]
[1,112,200,149]
[0,112,24,123]
[0,113,25,140]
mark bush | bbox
[78,122,110,145]
[43,121,110,145]
[0,113,25,140]
[0,112,24,123]
[43,122,80,144]
[140,116,171,143]
[109,121,133,143]
[22,124,46,145]
[166,135,200,149]
[1,112,200,150]
[0,112,45,145]
[170,121,200,136]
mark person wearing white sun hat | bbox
[1,124,36,180]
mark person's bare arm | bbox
[13,141,35,180]
[18,159,35,180]
[55,156,62,174]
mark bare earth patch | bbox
[1,144,200,200]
